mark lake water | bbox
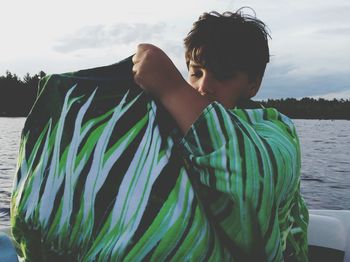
[0,118,350,227]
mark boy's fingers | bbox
[132,43,151,64]
[132,64,144,87]
[132,53,139,64]
[132,63,139,76]
[132,49,142,64]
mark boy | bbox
[133,10,309,261]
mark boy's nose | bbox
[198,77,213,96]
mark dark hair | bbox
[184,8,271,81]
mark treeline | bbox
[0,71,350,119]
[0,71,46,117]
[261,98,350,120]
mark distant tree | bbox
[259,97,350,120]
[0,70,45,116]
[23,73,32,84]
[39,71,46,79]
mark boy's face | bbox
[187,60,260,109]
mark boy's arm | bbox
[157,83,212,134]
[132,43,212,134]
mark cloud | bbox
[54,22,167,53]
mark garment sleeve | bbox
[177,101,307,261]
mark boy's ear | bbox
[248,77,262,98]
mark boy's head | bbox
[184,9,271,107]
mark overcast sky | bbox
[1,0,349,100]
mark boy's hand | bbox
[132,43,186,98]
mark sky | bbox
[1,0,349,100]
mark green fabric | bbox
[11,56,308,261]
[178,102,309,261]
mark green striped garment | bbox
[11,56,308,261]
